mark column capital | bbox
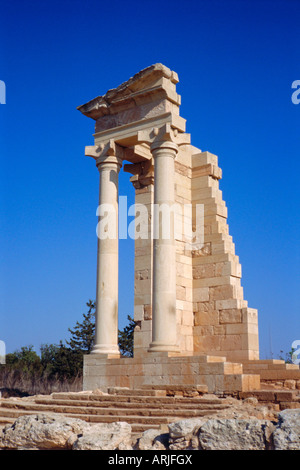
[85,140,123,169]
[137,123,190,154]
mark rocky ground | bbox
[0,393,299,450]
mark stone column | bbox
[92,153,122,356]
[148,140,180,353]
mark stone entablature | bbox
[78,64,260,390]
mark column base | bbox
[91,344,120,357]
[147,341,181,354]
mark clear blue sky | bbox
[0,0,299,359]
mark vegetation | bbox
[118,315,136,358]
[278,348,296,364]
[0,301,136,397]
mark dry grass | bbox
[0,367,83,397]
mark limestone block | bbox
[135,255,152,271]
[185,287,193,302]
[190,175,219,190]
[176,285,186,301]
[194,310,219,326]
[194,325,214,336]
[219,309,242,324]
[141,319,152,332]
[176,253,192,265]
[193,287,209,302]
[211,240,235,256]
[196,300,216,313]
[179,325,193,338]
[204,232,232,244]
[185,335,194,352]
[175,171,191,188]
[212,325,225,335]
[223,362,243,374]
[134,293,151,306]
[175,183,191,200]
[135,279,151,295]
[204,203,228,219]
[194,275,241,289]
[245,323,259,335]
[193,334,221,352]
[176,310,183,325]
[215,261,242,278]
[176,150,192,169]
[135,269,150,280]
[242,333,259,352]
[203,217,229,235]
[192,252,232,266]
[181,310,194,326]
[193,263,215,279]
[216,299,247,310]
[210,284,235,301]
[176,276,193,289]
[192,151,218,167]
[192,164,222,180]
[242,308,258,324]
[135,191,153,205]
[192,242,212,257]
[220,334,243,351]
[225,324,246,335]
[144,305,152,320]
[134,305,144,322]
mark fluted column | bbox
[148,140,180,353]
[92,151,122,355]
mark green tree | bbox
[5,345,42,375]
[67,300,95,353]
[118,315,137,357]
[40,341,83,379]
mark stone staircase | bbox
[0,387,232,434]
[242,360,300,386]
[239,389,300,411]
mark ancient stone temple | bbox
[77,64,263,394]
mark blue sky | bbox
[0,0,299,359]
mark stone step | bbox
[243,364,300,372]
[107,387,167,397]
[0,399,229,418]
[0,408,162,433]
[33,397,227,410]
[246,370,300,380]
[239,389,300,404]
[0,407,176,426]
[50,392,225,405]
[139,384,208,395]
[242,360,300,381]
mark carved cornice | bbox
[77,64,180,121]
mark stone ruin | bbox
[77,64,299,395]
